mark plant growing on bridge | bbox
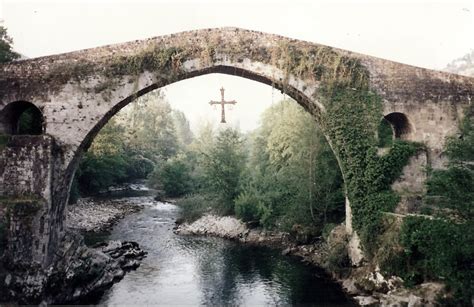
[318,82,422,255]
[272,44,423,255]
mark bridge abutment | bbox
[0,135,61,267]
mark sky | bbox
[1,0,473,132]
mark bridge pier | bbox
[0,135,62,268]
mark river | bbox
[86,195,355,305]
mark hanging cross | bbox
[209,87,237,123]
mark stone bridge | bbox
[0,27,473,272]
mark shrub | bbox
[176,194,215,223]
[393,217,474,304]
[234,190,263,222]
[126,156,154,180]
[76,152,128,195]
[322,223,338,241]
[149,158,193,198]
[325,229,350,275]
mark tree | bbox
[0,26,19,63]
[202,128,246,215]
[121,91,178,161]
[238,99,344,231]
[74,118,130,195]
[172,110,194,148]
[426,107,474,221]
[149,155,193,197]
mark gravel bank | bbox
[67,197,147,232]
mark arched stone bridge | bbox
[0,27,473,270]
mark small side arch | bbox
[383,112,414,140]
[0,101,45,135]
[378,112,414,147]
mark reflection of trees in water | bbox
[191,238,239,305]
[193,238,355,306]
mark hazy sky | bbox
[1,0,473,131]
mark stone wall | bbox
[392,150,428,214]
[0,136,53,198]
[0,135,55,265]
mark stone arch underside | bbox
[0,27,473,269]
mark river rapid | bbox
[87,196,355,305]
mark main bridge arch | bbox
[0,27,473,269]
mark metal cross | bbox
[209,87,237,124]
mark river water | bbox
[91,196,355,305]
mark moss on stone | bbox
[0,195,43,216]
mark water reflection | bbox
[94,198,354,306]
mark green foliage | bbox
[72,91,183,198]
[397,217,473,304]
[322,223,338,241]
[325,231,350,275]
[149,157,193,197]
[172,110,194,148]
[0,26,19,63]
[425,108,474,221]
[201,128,246,215]
[318,81,422,254]
[239,100,345,232]
[378,118,393,148]
[386,108,474,304]
[126,156,155,179]
[445,109,474,164]
[123,91,179,161]
[76,152,128,194]
[427,167,473,220]
[176,194,216,223]
[235,188,265,222]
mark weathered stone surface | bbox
[0,136,58,266]
[348,232,364,266]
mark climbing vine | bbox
[318,81,422,254]
[269,42,422,255]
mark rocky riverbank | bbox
[175,215,445,306]
[67,197,146,233]
[1,196,148,304]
